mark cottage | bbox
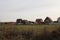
[44,17,53,24]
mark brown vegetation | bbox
[0,24,60,40]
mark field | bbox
[0,24,60,40]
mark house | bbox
[35,19,43,24]
[57,17,60,23]
[44,17,53,24]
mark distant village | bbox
[1,17,60,25]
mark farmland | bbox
[0,24,60,40]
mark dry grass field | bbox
[0,24,60,40]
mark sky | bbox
[0,0,60,22]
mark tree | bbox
[16,19,22,24]
[22,20,29,24]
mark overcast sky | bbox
[0,0,60,22]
